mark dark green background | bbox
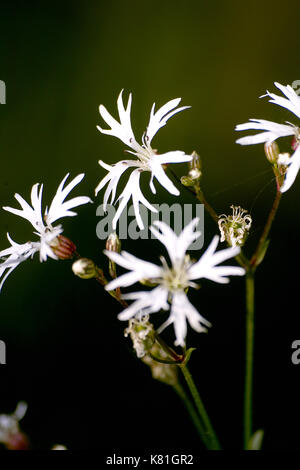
[0,0,299,451]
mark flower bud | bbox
[50,235,77,260]
[188,151,202,180]
[264,141,280,164]
[189,151,202,173]
[106,232,121,253]
[106,232,121,278]
[5,432,29,450]
[218,205,252,247]
[188,168,201,180]
[72,258,97,279]
[181,152,202,187]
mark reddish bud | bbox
[50,235,77,260]
[5,432,30,450]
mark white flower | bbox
[96,90,192,229]
[235,82,300,192]
[104,219,245,347]
[0,173,92,291]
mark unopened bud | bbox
[218,205,252,247]
[5,432,30,450]
[106,232,121,253]
[188,168,201,180]
[106,232,121,278]
[50,235,76,260]
[72,258,97,279]
[189,151,202,172]
[181,152,202,186]
[264,141,280,164]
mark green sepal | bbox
[180,348,196,366]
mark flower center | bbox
[161,261,189,291]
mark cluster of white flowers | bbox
[2,84,296,347]
[92,91,246,345]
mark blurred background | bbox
[0,0,299,451]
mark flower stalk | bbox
[173,382,211,449]
[250,188,282,268]
[179,363,221,450]
[244,270,255,449]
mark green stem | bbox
[244,270,255,449]
[194,186,219,224]
[179,364,221,450]
[173,383,211,449]
[250,189,282,268]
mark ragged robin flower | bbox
[235,82,300,192]
[95,90,192,229]
[0,174,92,291]
[104,218,245,347]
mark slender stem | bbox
[179,364,221,450]
[244,270,255,449]
[168,168,219,223]
[173,383,211,449]
[250,189,282,268]
[194,186,219,224]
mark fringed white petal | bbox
[146,98,190,144]
[281,146,300,193]
[45,173,92,224]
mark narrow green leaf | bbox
[248,429,264,450]
[256,239,270,266]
